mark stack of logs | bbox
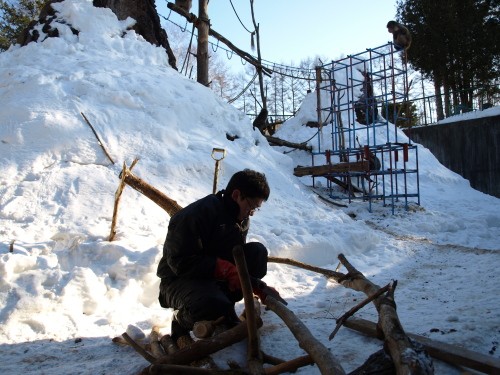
[110,161,500,374]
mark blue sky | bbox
[157,0,399,69]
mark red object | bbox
[253,284,280,303]
[214,258,241,291]
[403,143,409,162]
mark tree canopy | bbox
[0,0,47,51]
[397,0,500,117]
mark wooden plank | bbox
[343,318,500,374]
[293,161,369,177]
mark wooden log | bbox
[264,354,314,375]
[150,326,167,359]
[121,168,182,217]
[268,256,344,281]
[122,332,157,363]
[193,316,225,339]
[260,352,285,366]
[264,296,346,375]
[293,161,369,177]
[344,318,500,374]
[156,319,263,366]
[264,135,312,151]
[329,283,391,340]
[233,245,263,374]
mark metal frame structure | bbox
[312,43,420,213]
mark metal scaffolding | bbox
[311,43,420,212]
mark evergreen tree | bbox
[0,0,47,51]
[397,0,499,119]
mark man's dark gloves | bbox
[214,258,241,291]
[251,277,287,305]
[214,259,287,305]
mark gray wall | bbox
[404,115,500,198]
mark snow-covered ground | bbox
[1,1,499,374]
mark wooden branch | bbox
[337,254,431,374]
[344,318,500,375]
[233,245,263,374]
[264,354,314,375]
[293,161,369,177]
[156,319,263,366]
[260,352,285,365]
[268,256,344,282]
[329,283,391,340]
[269,255,433,373]
[166,2,272,77]
[121,332,157,363]
[192,316,225,339]
[80,112,115,165]
[109,159,139,241]
[264,296,346,375]
[120,167,182,217]
[264,135,312,151]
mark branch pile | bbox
[110,162,500,374]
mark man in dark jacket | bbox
[157,169,283,345]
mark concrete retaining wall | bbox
[404,115,500,198]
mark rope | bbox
[229,0,254,34]
[228,71,258,103]
[159,11,317,81]
[180,24,196,75]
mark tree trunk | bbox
[93,0,178,70]
[433,75,445,121]
[196,0,210,86]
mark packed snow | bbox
[1,1,499,374]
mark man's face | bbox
[232,189,264,221]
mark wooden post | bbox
[197,0,209,86]
[166,2,272,76]
[233,245,263,374]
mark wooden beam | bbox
[344,317,500,374]
[293,161,369,177]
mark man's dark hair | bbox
[225,169,270,201]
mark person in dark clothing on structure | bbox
[157,169,285,347]
[387,20,412,52]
